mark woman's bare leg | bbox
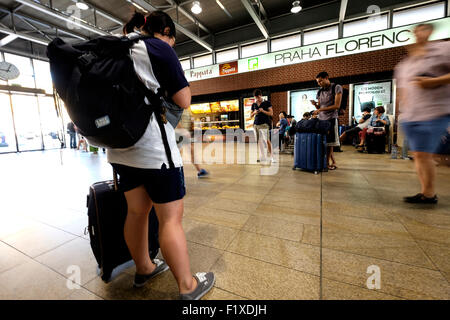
[153,199,197,294]
[124,185,156,275]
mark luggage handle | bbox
[113,168,119,192]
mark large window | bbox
[303,25,339,45]
[393,2,446,27]
[33,60,53,94]
[343,14,389,37]
[0,93,16,153]
[179,59,191,71]
[193,54,213,68]
[271,34,301,52]
[11,94,43,151]
[4,53,35,88]
[241,41,267,58]
[216,48,239,63]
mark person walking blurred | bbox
[394,23,450,204]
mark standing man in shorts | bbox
[311,72,342,170]
[395,23,450,204]
[251,89,275,163]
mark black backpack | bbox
[47,35,174,166]
[318,83,349,116]
[295,118,331,135]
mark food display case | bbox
[190,99,241,131]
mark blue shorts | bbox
[401,116,450,154]
[111,163,186,204]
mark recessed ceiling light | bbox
[76,1,89,11]
[291,1,302,14]
[191,1,202,15]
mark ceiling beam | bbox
[0,25,49,46]
[16,15,53,41]
[14,0,109,36]
[339,0,348,22]
[131,0,213,52]
[0,6,87,40]
[68,0,124,26]
[163,0,211,34]
[240,0,269,39]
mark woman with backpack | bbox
[109,11,215,300]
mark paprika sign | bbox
[219,61,238,76]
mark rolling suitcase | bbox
[366,131,386,154]
[86,171,159,282]
[293,133,327,174]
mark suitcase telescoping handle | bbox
[113,168,119,192]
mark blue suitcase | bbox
[293,133,327,174]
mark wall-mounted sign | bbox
[219,61,238,76]
[353,81,393,119]
[188,65,218,81]
[290,89,319,122]
[184,17,450,82]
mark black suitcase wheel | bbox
[101,268,113,283]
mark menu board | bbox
[190,103,211,114]
[244,96,268,131]
[220,100,239,112]
[209,102,221,113]
[353,81,392,119]
[290,89,319,122]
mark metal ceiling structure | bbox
[0,0,444,60]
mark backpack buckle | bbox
[78,52,98,67]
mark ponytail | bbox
[141,11,176,38]
[123,11,146,35]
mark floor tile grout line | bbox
[320,275,408,300]
[211,285,250,300]
[222,246,321,280]
[368,181,448,277]
[319,171,323,300]
[0,238,95,300]
[390,217,450,286]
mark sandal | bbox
[328,165,338,170]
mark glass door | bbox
[0,93,17,153]
[38,96,63,150]
[11,94,43,151]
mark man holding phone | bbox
[310,71,343,170]
[251,89,275,163]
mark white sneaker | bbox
[271,158,277,163]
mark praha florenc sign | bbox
[185,17,450,82]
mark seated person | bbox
[357,106,390,149]
[275,111,289,151]
[339,107,372,144]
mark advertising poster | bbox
[290,89,319,122]
[244,96,268,131]
[353,81,392,119]
[220,100,239,112]
[190,103,211,114]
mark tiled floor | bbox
[0,145,449,300]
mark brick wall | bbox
[189,46,408,97]
[270,91,288,125]
[190,46,411,129]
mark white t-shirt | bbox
[107,37,183,169]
